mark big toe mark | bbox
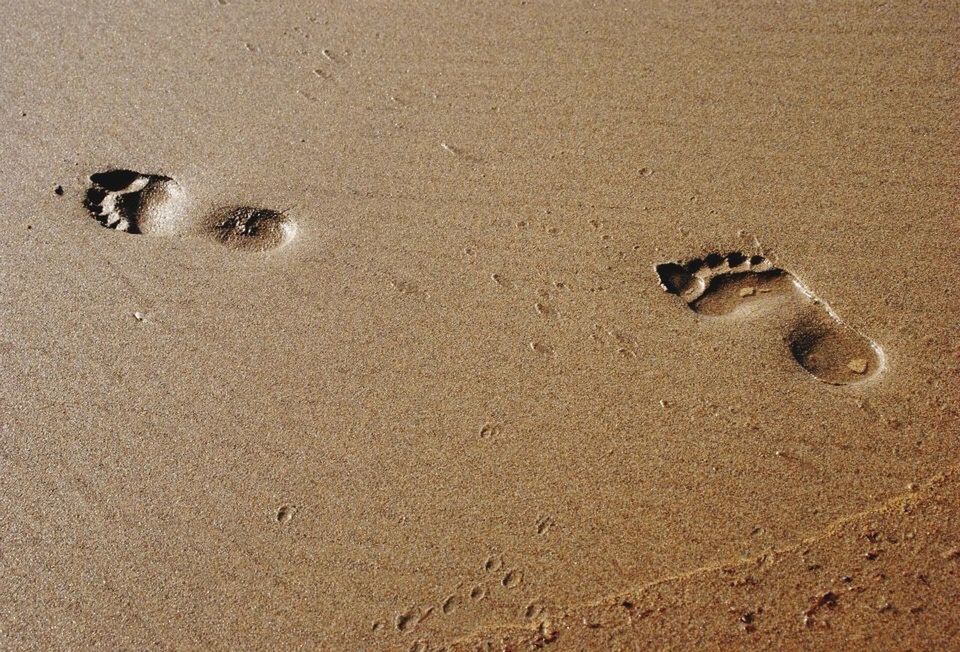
[89,169,153,192]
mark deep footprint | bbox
[84,169,187,235]
[656,252,884,385]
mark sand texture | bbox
[1,1,957,650]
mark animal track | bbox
[84,169,295,252]
[656,252,884,385]
[501,569,523,589]
[275,505,295,523]
[469,584,487,601]
[84,169,187,234]
[535,515,554,536]
[523,599,549,622]
[441,595,461,615]
[381,553,528,642]
[483,554,503,572]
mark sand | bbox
[1,1,957,650]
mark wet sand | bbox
[1,1,957,649]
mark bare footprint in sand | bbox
[204,206,296,252]
[84,169,295,251]
[656,252,884,385]
[85,169,188,235]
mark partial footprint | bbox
[84,169,295,252]
[85,169,187,235]
[656,252,884,385]
[205,206,296,252]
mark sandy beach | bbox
[1,1,957,649]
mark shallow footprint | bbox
[656,252,884,385]
[204,206,296,252]
[85,169,187,235]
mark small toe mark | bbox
[726,251,746,267]
[704,252,724,267]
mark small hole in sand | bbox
[749,255,765,265]
[276,505,294,523]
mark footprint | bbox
[656,252,884,385]
[84,169,187,235]
[205,206,296,252]
[84,169,295,251]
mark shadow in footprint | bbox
[656,252,884,385]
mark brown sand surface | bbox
[1,1,957,649]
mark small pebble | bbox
[738,287,756,297]
[276,505,294,523]
[847,358,868,374]
[133,312,146,322]
[54,185,64,196]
